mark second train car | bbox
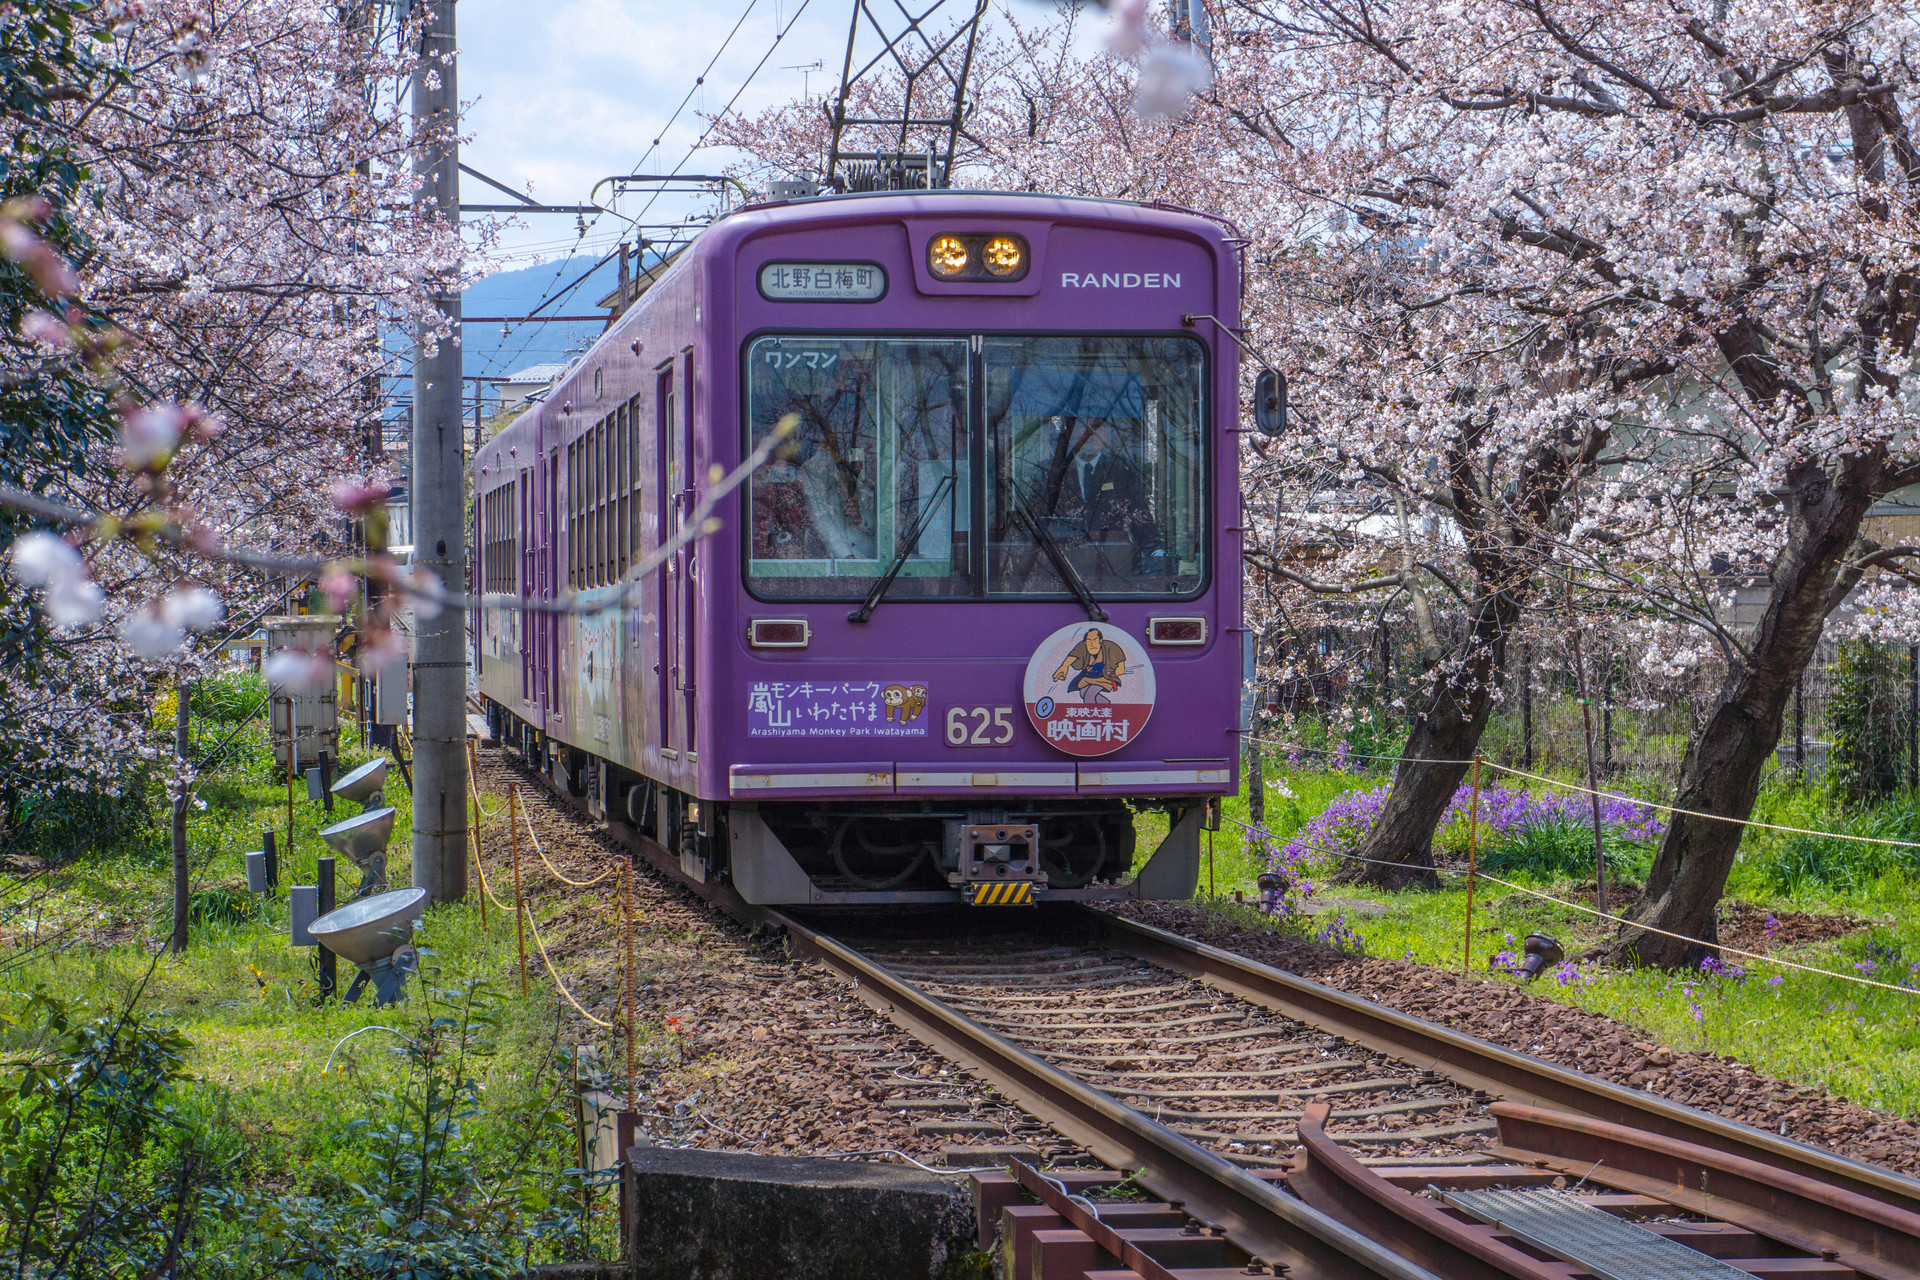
[473,188,1245,906]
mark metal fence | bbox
[1252,613,1920,792]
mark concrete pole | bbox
[411,0,467,903]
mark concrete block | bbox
[623,1146,981,1280]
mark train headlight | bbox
[984,235,1024,277]
[929,235,971,278]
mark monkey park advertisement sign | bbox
[746,680,930,738]
[1023,623,1156,758]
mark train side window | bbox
[569,439,581,590]
[599,416,611,584]
[614,403,629,577]
[590,419,603,587]
[662,375,677,545]
[597,418,609,586]
[628,393,645,556]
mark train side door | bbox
[518,467,533,705]
[679,349,698,754]
[654,366,676,751]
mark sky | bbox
[442,0,1096,388]
[448,0,852,385]
[460,0,876,267]
[454,0,1093,266]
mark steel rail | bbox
[501,749,1920,1273]
[1290,1102,1565,1280]
[1490,1101,1920,1280]
[764,908,1443,1280]
[1084,908,1920,1220]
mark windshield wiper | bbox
[848,473,956,623]
[1013,498,1108,622]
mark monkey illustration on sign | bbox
[882,684,929,724]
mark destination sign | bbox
[758,261,887,302]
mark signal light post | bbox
[410,0,468,904]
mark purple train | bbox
[472,190,1245,906]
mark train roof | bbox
[473,187,1240,484]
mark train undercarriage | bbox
[483,700,1204,907]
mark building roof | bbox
[503,361,570,385]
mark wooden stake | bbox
[467,741,486,928]
[622,860,638,1111]
[283,696,296,872]
[1569,625,1611,915]
[571,1045,593,1223]
[1463,753,1482,976]
[508,785,529,995]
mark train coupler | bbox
[948,818,1046,905]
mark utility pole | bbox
[411,0,467,903]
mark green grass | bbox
[1,713,621,1264]
[1152,742,1920,1117]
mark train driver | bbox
[1060,418,1165,571]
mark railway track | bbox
[774,911,1920,1280]
[507,747,1920,1280]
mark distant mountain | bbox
[461,255,617,382]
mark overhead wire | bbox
[627,0,816,228]
[467,0,771,386]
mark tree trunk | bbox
[1610,454,1886,967]
[1335,603,1514,890]
[170,682,191,954]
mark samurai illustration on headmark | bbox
[1051,627,1128,705]
[1023,622,1158,759]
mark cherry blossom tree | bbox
[1225,0,1920,962]
[2,0,462,815]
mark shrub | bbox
[192,672,270,725]
[1826,640,1907,805]
[0,984,237,1279]
[1267,780,1663,883]
[1756,793,1920,893]
[1476,811,1655,882]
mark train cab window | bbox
[745,335,970,600]
[985,335,1207,598]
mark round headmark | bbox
[1023,622,1156,758]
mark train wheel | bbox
[1040,815,1106,889]
[829,818,928,891]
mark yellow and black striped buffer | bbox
[968,881,1036,906]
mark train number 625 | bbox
[946,706,1015,746]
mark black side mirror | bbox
[1253,368,1287,437]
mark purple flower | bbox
[1699,956,1746,982]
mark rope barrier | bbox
[1220,812,1920,998]
[522,897,614,1028]
[1465,870,1920,998]
[1480,759,1920,851]
[1249,735,1920,853]
[464,751,513,911]
[516,795,618,888]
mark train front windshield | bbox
[745,334,1207,601]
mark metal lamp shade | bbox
[318,806,396,863]
[331,757,388,805]
[308,887,426,966]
